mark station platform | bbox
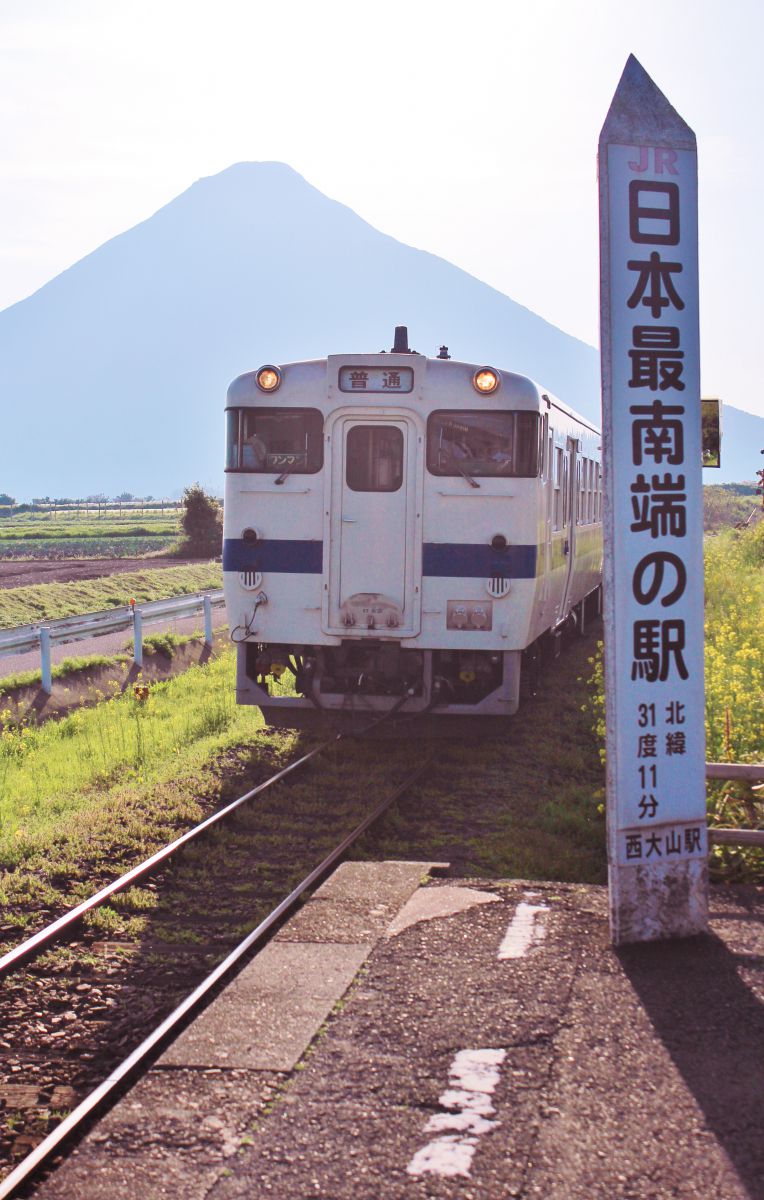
[36,862,764,1200]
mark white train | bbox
[223,328,602,732]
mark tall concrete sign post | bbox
[599,56,709,944]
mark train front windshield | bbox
[427,410,540,478]
[226,407,323,473]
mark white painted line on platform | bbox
[407,1135,479,1178]
[407,1048,506,1178]
[385,885,499,938]
[497,898,549,960]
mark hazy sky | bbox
[2,0,763,419]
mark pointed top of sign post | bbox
[599,54,696,150]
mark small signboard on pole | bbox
[599,56,708,943]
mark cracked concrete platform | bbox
[33,870,764,1200]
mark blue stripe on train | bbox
[223,539,538,579]
[422,542,537,579]
[223,538,324,574]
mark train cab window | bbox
[427,411,540,478]
[346,425,404,492]
[225,407,323,473]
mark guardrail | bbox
[0,590,225,693]
[706,762,764,848]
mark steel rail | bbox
[0,690,414,976]
[0,732,341,977]
[0,754,433,1200]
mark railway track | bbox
[0,723,434,1197]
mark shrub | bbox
[179,484,223,557]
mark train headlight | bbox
[470,367,501,396]
[256,365,281,392]
[473,368,499,394]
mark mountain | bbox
[715,405,764,485]
[0,162,760,496]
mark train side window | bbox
[583,459,590,523]
[225,407,324,474]
[553,446,563,530]
[427,411,540,478]
[346,425,404,492]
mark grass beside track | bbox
[0,562,222,628]
[0,652,244,864]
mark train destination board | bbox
[599,56,708,944]
[338,365,414,393]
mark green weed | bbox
[0,563,222,629]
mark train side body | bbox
[223,349,602,730]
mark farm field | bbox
[0,555,197,591]
[0,506,182,559]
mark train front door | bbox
[325,415,419,635]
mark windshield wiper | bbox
[456,463,481,489]
[274,463,296,485]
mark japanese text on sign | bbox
[606,140,704,847]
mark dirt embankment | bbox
[0,556,206,590]
[0,631,230,729]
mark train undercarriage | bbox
[238,586,600,735]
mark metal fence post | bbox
[133,607,143,667]
[203,595,213,647]
[39,627,52,694]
